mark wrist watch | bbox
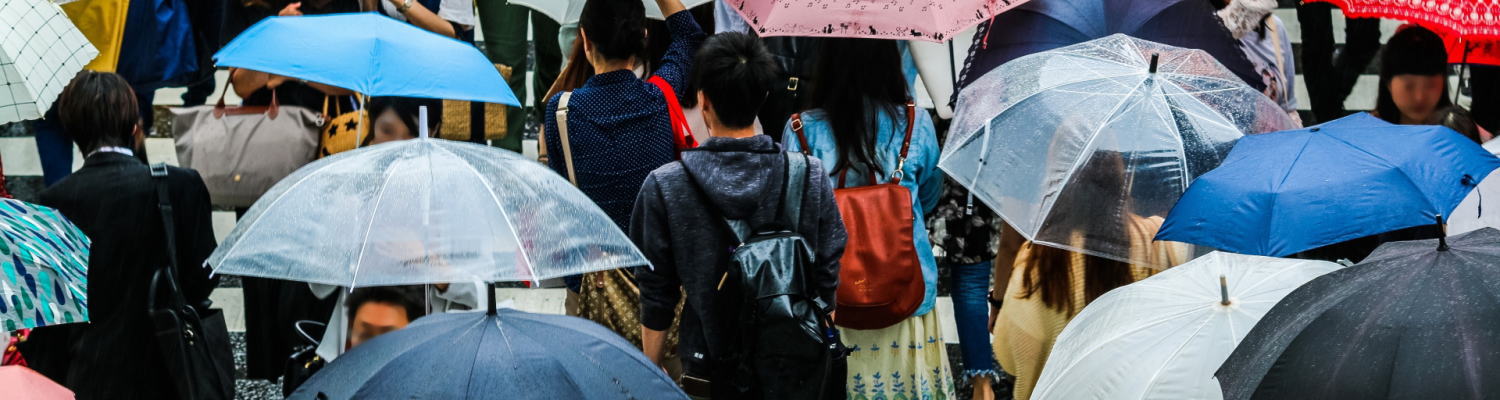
[988,289,1004,308]
[396,0,413,13]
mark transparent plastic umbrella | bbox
[941,34,1295,268]
[1030,252,1342,400]
[205,137,648,287]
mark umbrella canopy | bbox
[0,365,73,400]
[1451,169,1500,235]
[726,0,1022,42]
[0,198,89,332]
[1157,113,1500,257]
[0,0,99,124]
[290,310,688,400]
[956,0,1263,93]
[1307,0,1500,40]
[1216,228,1500,400]
[1031,252,1343,400]
[206,137,646,287]
[509,0,711,25]
[213,13,518,105]
[941,34,1295,267]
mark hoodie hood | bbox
[680,135,787,220]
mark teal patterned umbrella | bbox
[0,198,89,332]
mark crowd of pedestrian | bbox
[2,0,1496,399]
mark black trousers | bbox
[1297,2,1383,123]
[1469,65,1499,133]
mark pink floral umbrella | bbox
[728,0,1028,42]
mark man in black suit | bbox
[22,71,220,399]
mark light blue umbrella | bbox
[214,13,519,106]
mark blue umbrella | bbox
[1156,113,1500,257]
[289,309,687,399]
[956,0,1263,94]
[214,13,519,106]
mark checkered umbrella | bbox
[0,0,97,125]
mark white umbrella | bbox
[1450,168,1500,236]
[206,128,648,288]
[0,0,97,124]
[510,0,711,24]
[1030,252,1342,400]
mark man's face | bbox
[347,301,411,349]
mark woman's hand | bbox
[279,2,303,16]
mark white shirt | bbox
[381,0,476,28]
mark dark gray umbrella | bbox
[1216,227,1500,400]
[289,307,687,399]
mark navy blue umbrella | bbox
[289,308,687,399]
[1156,113,1500,257]
[955,0,1264,94]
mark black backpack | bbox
[688,152,845,399]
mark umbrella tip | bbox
[1219,275,1230,306]
[419,106,430,139]
[1437,215,1449,251]
[1149,54,1159,74]
[487,281,497,315]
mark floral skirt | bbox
[841,311,956,400]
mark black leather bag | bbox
[282,320,327,396]
[146,163,236,400]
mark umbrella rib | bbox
[348,150,407,287]
[1037,303,1214,389]
[210,150,358,276]
[430,142,541,283]
[1034,75,1153,228]
[1136,311,1222,399]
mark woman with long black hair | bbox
[783,38,951,400]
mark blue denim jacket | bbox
[784,105,944,315]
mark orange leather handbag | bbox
[791,102,925,330]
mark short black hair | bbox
[691,33,778,129]
[1375,25,1452,123]
[56,71,139,153]
[367,96,443,136]
[580,0,646,60]
[346,286,425,323]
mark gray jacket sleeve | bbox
[805,158,847,309]
[631,173,682,331]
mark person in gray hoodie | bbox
[632,32,847,399]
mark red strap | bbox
[892,101,916,184]
[648,76,697,156]
[790,113,810,155]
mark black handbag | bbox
[146,163,236,400]
[282,320,327,396]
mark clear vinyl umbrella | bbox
[941,34,1295,268]
[206,136,647,287]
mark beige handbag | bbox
[171,89,322,207]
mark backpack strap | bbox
[556,92,577,185]
[779,153,808,231]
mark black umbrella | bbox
[955,0,1265,95]
[1216,227,1500,400]
[289,305,687,399]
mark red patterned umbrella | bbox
[1307,0,1500,39]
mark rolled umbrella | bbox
[1157,113,1500,257]
[726,0,1024,42]
[0,365,73,400]
[1216,227,1500,400]
[0,0,100,124]
[941,34,1294,268]
[289,309,687,399]
[207,136,647,287]
[213,13,519,105]
[955,0,1264,94]
[0,198,89,333]
[1031,252,1343,400]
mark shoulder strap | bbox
[892,101,916,184]
[789,113,810,156]
[150,164,189,310]
[556,92,577,185]
[780,153,808,230]
[1266,18,1288,95]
